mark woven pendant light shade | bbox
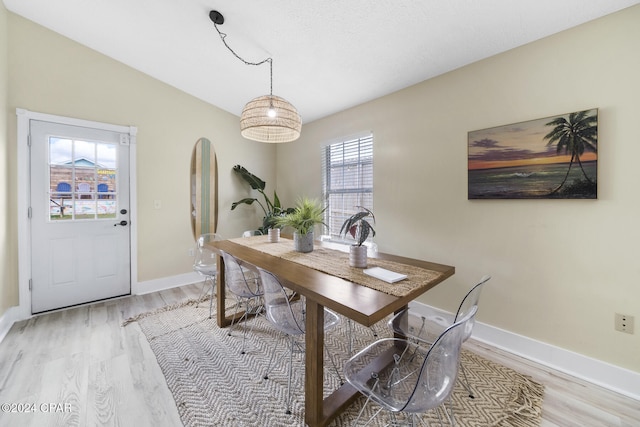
[240,95,301,143]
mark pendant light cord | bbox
[213,22,273,97]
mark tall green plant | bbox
[230,165,293,234]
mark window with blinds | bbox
[322,134,373,242]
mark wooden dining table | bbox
[208,236,455,427]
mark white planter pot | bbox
[349,245,368,268]
[267,228,280,243]
[293,231,314,253]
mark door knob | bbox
[114,220,128,227]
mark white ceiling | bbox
[4,0,639,124]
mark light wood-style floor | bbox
[0,284,638,427]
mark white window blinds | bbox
[322,134,373,241]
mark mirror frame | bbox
[191,137,218,239]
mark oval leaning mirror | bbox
[191,137,218,240]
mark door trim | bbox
[16,108,138,318]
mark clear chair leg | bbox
[208,276,215,319]
[445,398,455,427]
[459,362,474,398]
[239,298,262,354]
[196,277,208,301]
[435,407,444,427]
[227,295,243,336]
[263,333,283,380]
[239,300,251,354]
[348,319,354,354]
[226,297,256,354]
[352,374,381,427]
[285,337,295,414]
[196,275,216,318]
[325,344,344,385]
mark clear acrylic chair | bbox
[389,274,491,398]
[242,229,263,237]
[193,233,222,319]
[256,266,342,415]
[220,250,264,354]
[345,306,478,427]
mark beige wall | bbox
[3,2,639,375]
[2,12,275,315]
[277,5,640,372]
[0,4,10,316]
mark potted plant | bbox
[230,165,294,236]
[340,206,376,268]
[275,197,326,253]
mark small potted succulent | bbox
[275,197,326,253]
[340,207,376,268]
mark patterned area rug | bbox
[123,298,544,427]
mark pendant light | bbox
[210,10,301,143]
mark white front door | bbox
[30,120,131,313]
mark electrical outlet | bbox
[188,248,195,257]
[615,313,634,334]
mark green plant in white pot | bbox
[340,206,376,268]
[230,165,294,235]
[275,197,326,253]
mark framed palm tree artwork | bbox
[468,109,597,199]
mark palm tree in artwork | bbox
[544,110,597,194]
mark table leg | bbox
[216,254,228,327]
[393,304,409,339]
[304,301,365,426]
[305,299,324,426]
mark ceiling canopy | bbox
[4,0,639,123]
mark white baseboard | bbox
[408,301,640,401]
[0,306,21,345]
[132,271,203,295]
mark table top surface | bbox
[209,238,455,326]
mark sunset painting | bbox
[468,109,598,199]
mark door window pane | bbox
[48,137,118,221]
[97,200,117,218]
[74,140,96,164]
[97,169,117,196]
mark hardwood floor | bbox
[0,284,638,427]
[464,339,640,427]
